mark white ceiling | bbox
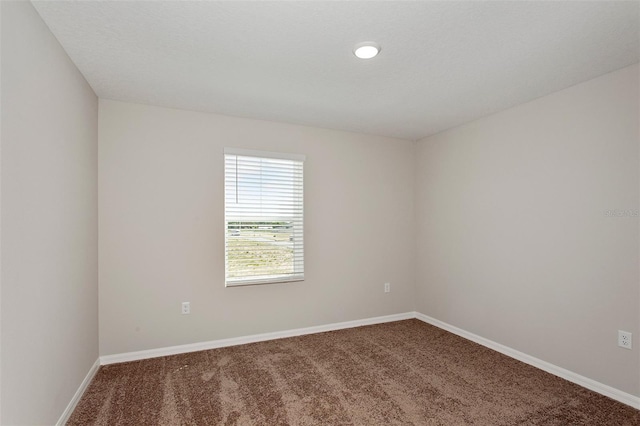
[32,1,639,141]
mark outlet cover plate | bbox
[618,330,632,349]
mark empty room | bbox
[1,1,639,424]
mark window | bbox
[224,148,305,286]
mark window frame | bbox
[223,147,305,287]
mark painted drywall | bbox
[98,99,415,356]
[415,64,640,396]
[1,1,99,424]
[0,2,3,421]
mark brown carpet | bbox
[69,320,639,425]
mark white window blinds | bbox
[224,148,305,286]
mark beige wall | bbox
[415,65,639,396]
[98,99,415,356]
[0,2,3,421]
[1,1,99,424]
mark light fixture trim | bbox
[353,42,381,59]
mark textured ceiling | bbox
[32,1,639,141]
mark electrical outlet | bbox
[384,283,390,293]
[618,330,632,349]
[182,302,190,315]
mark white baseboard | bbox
[414,312,640,410]
[100,312,415,365]
[56,358,100,426]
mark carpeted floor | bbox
[69,320,639,425]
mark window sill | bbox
[225,276,304,287]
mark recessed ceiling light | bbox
[353,42,380,59]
